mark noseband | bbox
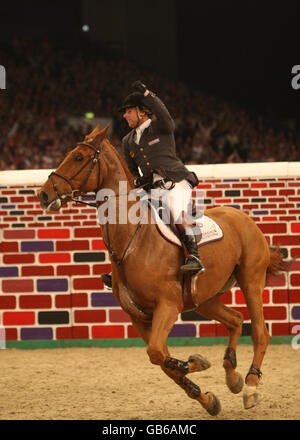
[48,142,101,207]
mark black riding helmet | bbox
[118,92,152,116]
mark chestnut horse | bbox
[38,125,287,416]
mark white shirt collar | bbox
[135,118,151,143]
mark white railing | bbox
[0,162,299,186]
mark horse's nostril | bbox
[40,191,48,203]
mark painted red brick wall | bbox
[1,175,300,342]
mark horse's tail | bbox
[267,246,294,276]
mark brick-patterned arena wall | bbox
[0,163,300,346]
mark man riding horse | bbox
[101,81,205,288]
[38,90,287,411]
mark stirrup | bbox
[101,273,112,289]
[180,255,205,274]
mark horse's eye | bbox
[75,154,84,162]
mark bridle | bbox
[48,142,102,208]
[47,139,145,272]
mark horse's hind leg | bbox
[196,296,244,394]
[236,266,271,409]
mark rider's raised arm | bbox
[142,92,175,133]
[132,81,175,133]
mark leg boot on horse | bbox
[131,315,219,415]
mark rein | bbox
[103,221,142,266]
[100,190,147,266]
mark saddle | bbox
[145,199,225,311]
[146,199,223,248]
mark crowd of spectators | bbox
[1,36,299,171]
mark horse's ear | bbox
[93,125,109,145]
[84,124,102,141]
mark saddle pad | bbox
[151,208,224,247]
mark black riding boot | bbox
[101,272,112,289]
[179,228,205,274]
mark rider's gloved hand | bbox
[131,80,147,95]
[134,175,150,188]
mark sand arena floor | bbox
[0,344,299,420]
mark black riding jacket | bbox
[122,92,192,183]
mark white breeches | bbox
[150,179,193,225]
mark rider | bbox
[101,81,205,289]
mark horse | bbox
[38,125,288,416]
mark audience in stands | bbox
[0,36,299,171]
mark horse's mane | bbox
[103,138,135,187]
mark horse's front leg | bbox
[146,299,221,416]
[130,317,209,374]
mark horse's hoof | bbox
[205,392,221,416]
[243,385,261,409]
[226,371,244,394]
[188,354,211,371]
